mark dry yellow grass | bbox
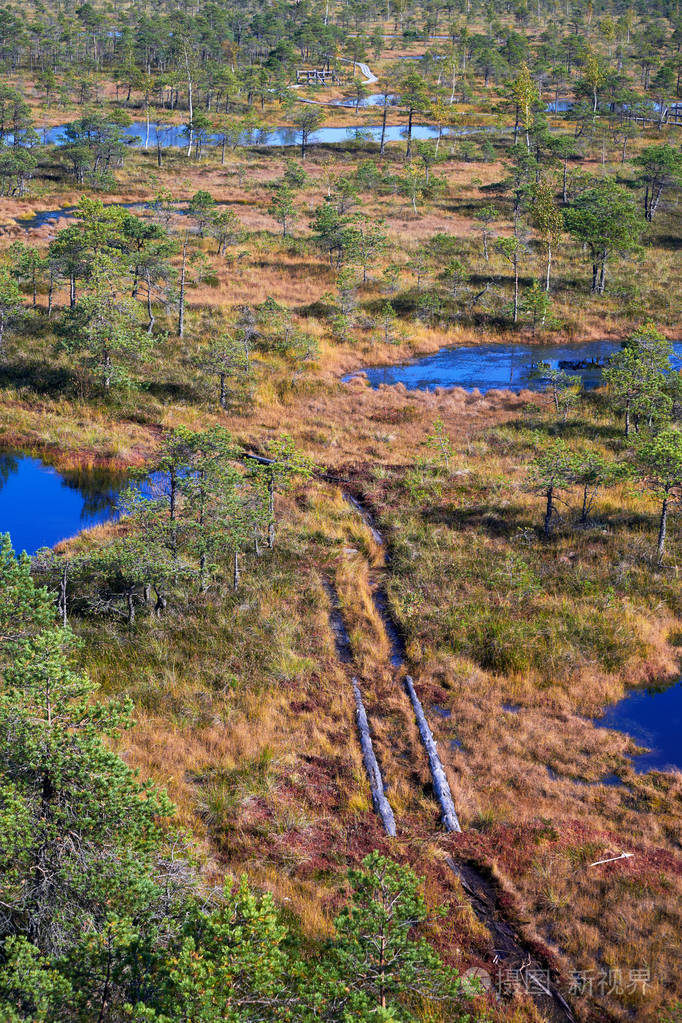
[0,67,680,1022]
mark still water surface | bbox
[346,340,682,393]
[595,681,682,774]
[0,453,122,555]
[40,120,494,148]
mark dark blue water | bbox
[39,120,493,149]
[595,680,682,774]
[345,340,682,394]
[0,454,122,555]
[325,86,572,115]
[350,95,673,117]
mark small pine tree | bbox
[328,853,473,1017]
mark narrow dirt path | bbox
[448,859,577,1023]
[323,577,397,837]
[247,452,577,1023]
[342,489,461,829]
[339,486,577,1023]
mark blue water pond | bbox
[0,454,124,556]
[0,454,163,556]
[595,680,682,774]
[345,340,682,394]
[37,119,500,150]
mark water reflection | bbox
[330,93,398,108]
[345,340,682,394]
[0,454,127,555]
[40,119,494,150]
[595,680,682,774]
[0,452,19,491]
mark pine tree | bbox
[0,535,173,960]
[326,852,472,1018]
[603,325,672,436]
[528,439,576,537]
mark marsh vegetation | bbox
[0,1,681,1021]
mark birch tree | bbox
[531,180,563,292]
[510,62,539,149]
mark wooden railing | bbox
[295,68,339,85]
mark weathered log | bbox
[352,678,396,837]
[242,451,276,465]
[404,675,461,833]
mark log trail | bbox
[243,455,576,1023]
[323,577,396,837]
[343,489,575,1023]
[343,490,462,828]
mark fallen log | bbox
[242,451,275,465]
[352,678,397,837]
[404,675,461,833]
